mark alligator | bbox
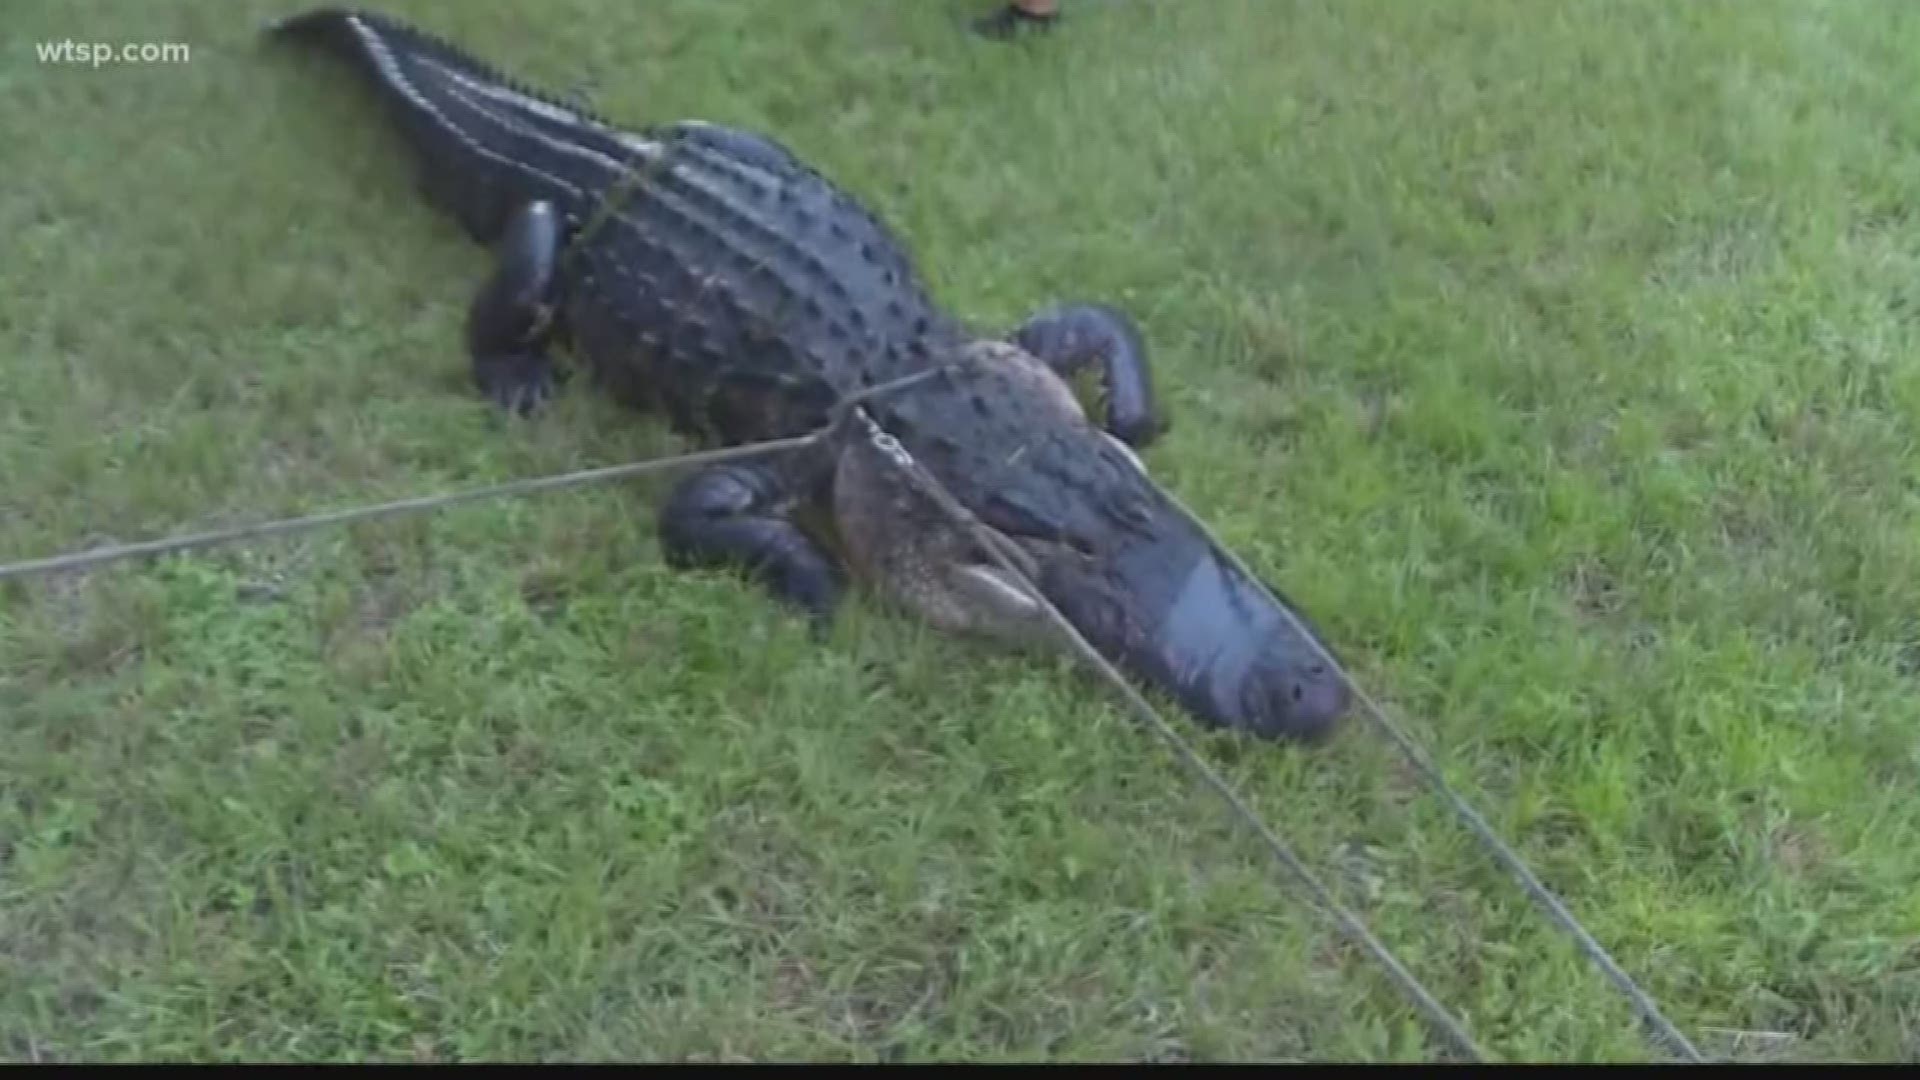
[265,6,1351,741]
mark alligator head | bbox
[832,341,1352,743]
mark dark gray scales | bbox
[268,5,1351,742]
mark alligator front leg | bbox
[1008,302,1167,449]
[658,459,845,625]
[467,200,566,416]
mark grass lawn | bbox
[5,0,1919,1062]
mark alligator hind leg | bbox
[467,200,567,416]
[1008,302,1167,449]
[658,459,845,625]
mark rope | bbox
[851,407,1489,1059]
[1151,488,1707,1063]
[0,435,817,583]
[0,362,958,584]
[0,360,1700,1062]
[2,398,1483,1059]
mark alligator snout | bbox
[1134,541,1350,741]
[1033,497,1353,744]
[1206,628,1350,742]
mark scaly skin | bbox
[268,6,1350,741]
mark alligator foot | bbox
[659,461,846,626]
[467,199,567,416]
[1008,302,1167,449]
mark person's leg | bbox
[971,0,1060,39]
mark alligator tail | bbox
[264,7,496,92]
[265,6,627,241]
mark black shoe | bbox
[970,3,1059,40]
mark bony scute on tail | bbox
[265,5,1350,742]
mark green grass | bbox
[4,0,1919,1062]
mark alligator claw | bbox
[474,350,557,417]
